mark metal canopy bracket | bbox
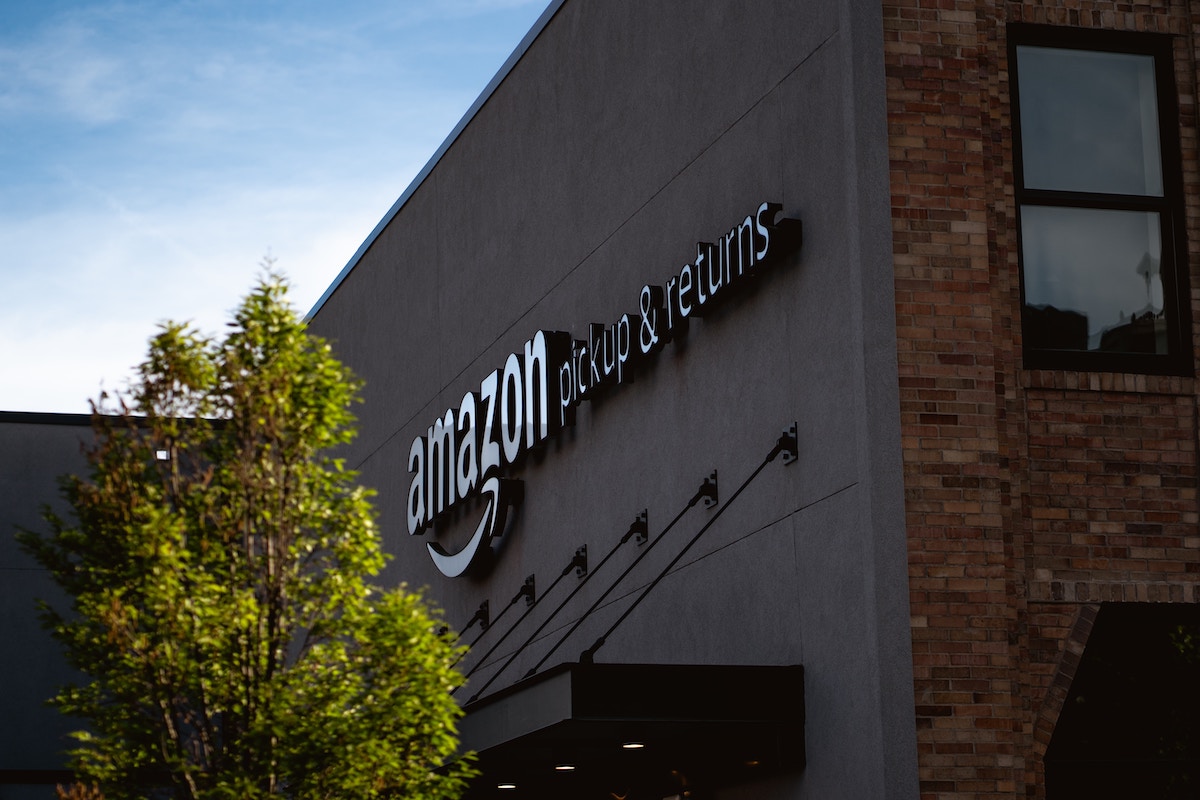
[518,576,536,606]
[570,546,588,578]
[627,509,649,546]
[700,471,718,509]
[780,422,799,465]
[474,601,491,631]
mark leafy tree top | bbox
[21,272,472,800]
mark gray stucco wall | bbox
[309,0,918,797]
[0,415,89,799]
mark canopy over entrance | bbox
[458,663,805,800]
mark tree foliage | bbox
[20,273,472,800]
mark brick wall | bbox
[884,0,1200,797]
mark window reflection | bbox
[1021,206,1165,354]
[1017,46,1163,196]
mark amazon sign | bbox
[407,201,801,577]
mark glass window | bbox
[1010,26,1190,374]
[1017,47,1163,197]
[1022,207,1164,353]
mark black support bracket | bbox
[780,422,799,465]
[569,545,588,578]
[700,470,719,509]
[625,509,649,546]
[468,600,490,632]
[516,575,536,606]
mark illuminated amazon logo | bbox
[406,201,801,577]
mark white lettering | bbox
[500,353,524,465]
[426,409,456,520]
[479,370,501,480]
[755,201,774,262]
[408,201,800,574]
[456,391,480,499]
[736,215,755,275]
[678,262,694,318]
[406,435,426,534]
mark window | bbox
[1010,25,1191,374]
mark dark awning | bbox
[458,663,805,800]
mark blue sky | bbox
[1,0,549,413]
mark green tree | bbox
[20,273,472,800]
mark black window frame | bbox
[1009,24,1192,376]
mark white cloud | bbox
[0,156,430,412]
[0,0,551,413]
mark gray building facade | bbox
[308,0,918,797]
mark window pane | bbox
[1017,46,1163,196]
[1021,205,1166,354]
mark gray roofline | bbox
[306,0,567,320]
[0,410,92,426]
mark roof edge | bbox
[0,410,93,426]
[306,0,568,321]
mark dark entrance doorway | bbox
[1046,603,1200,798]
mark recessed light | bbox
[497,782,517,790]
[554,764,576,772]
[621,742,645,750]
